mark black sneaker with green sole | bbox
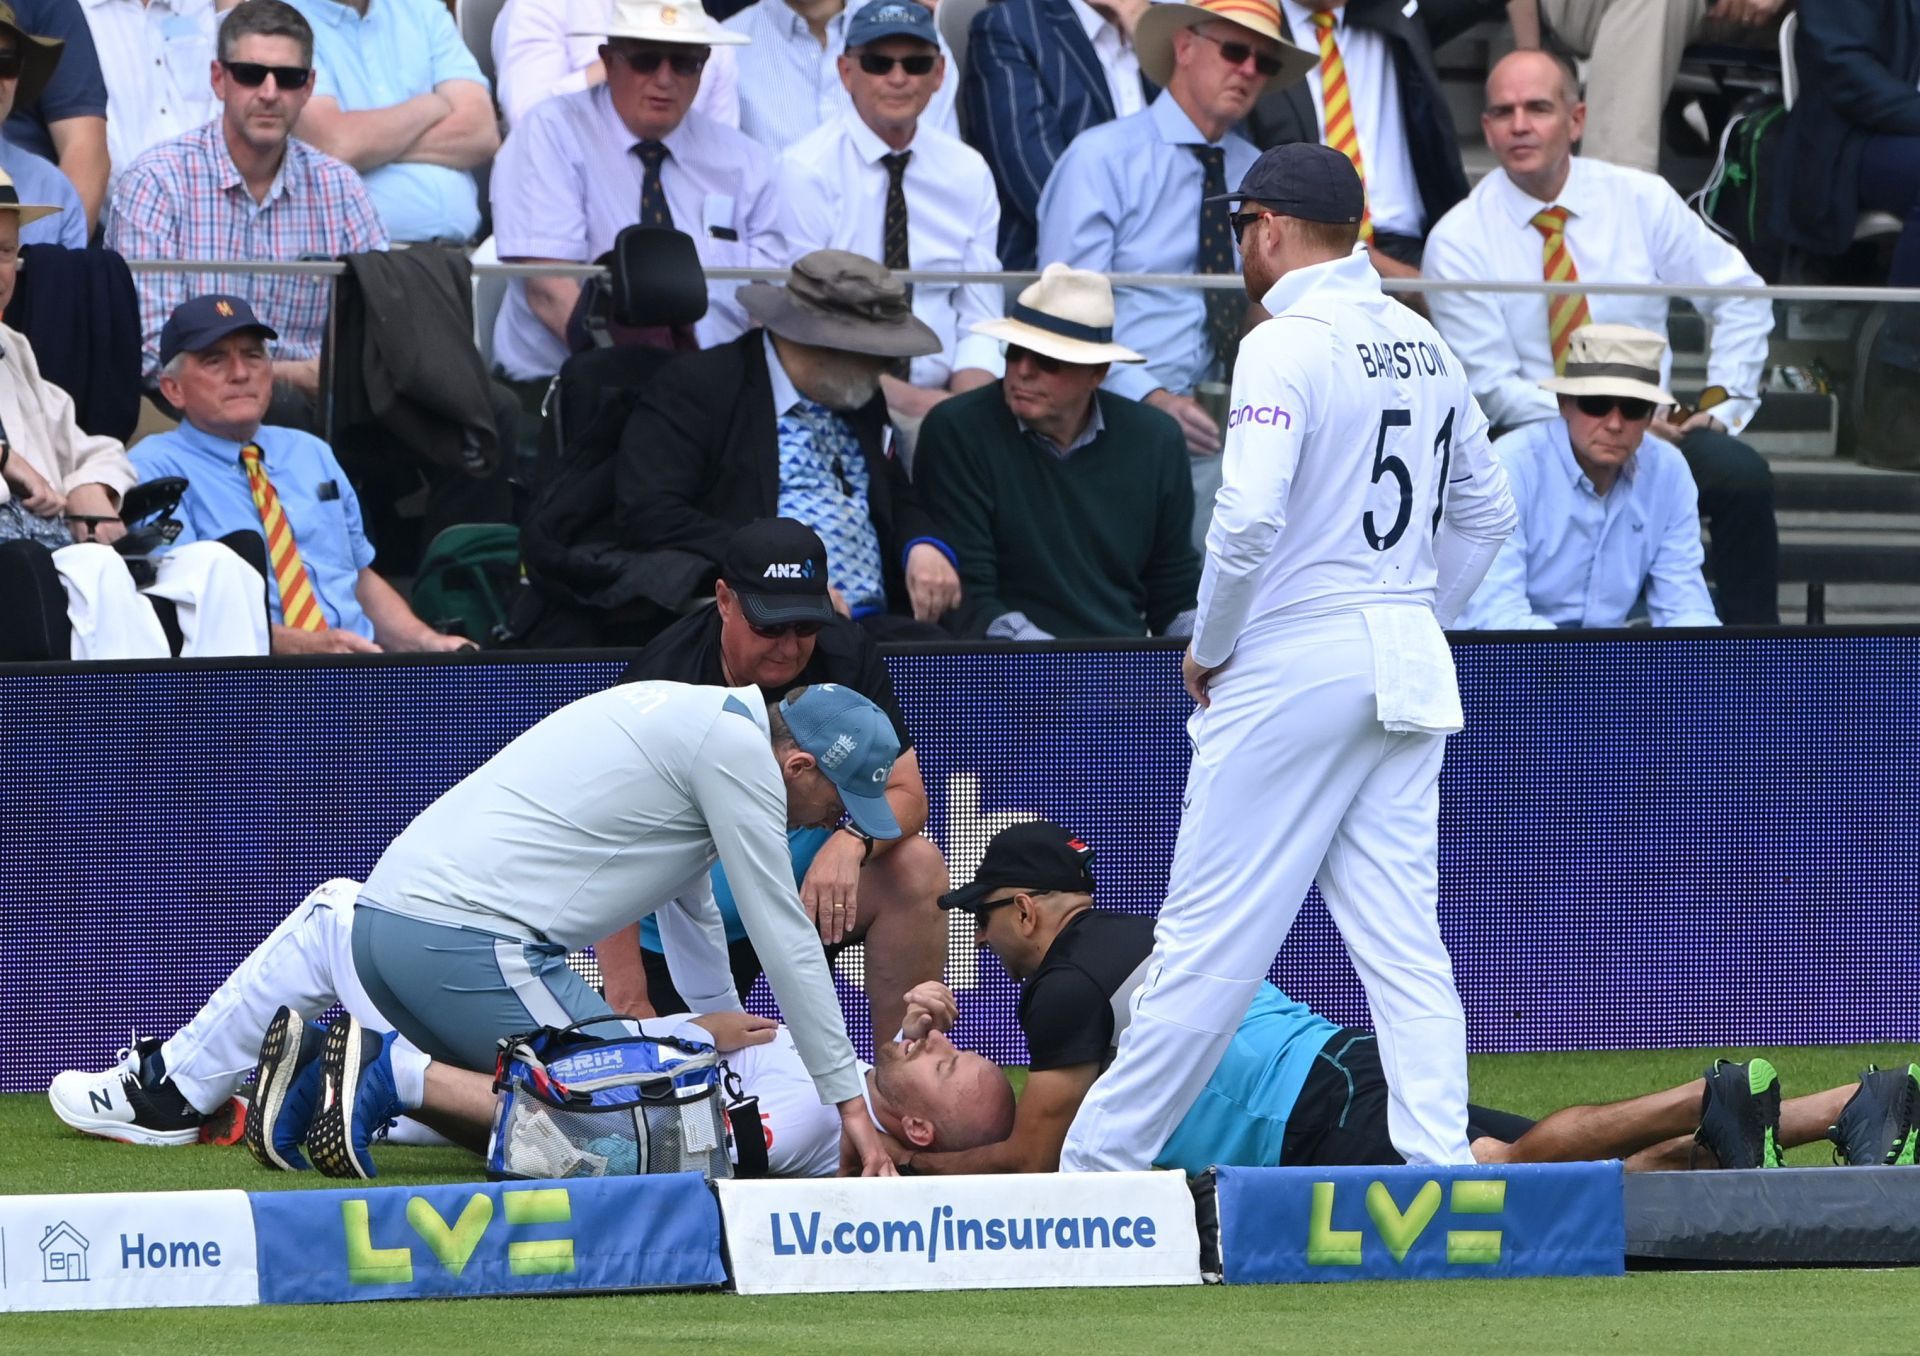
[1827,1064,1920,1167]
[1695,1058,1783,1169]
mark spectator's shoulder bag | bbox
[1690,94,1790,282]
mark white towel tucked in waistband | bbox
[1361,605,1464,735]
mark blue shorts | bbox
[638,825,833,952]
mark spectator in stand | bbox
[1459,325,1721,631]
[1520,0,1788,176]
[0,3,86,245]
[0,183,266,660]
[962,0,1152,270]
[1,0,106,234]
[601,516,951,1042]
[721,0,957,156]
[1423,50,1779,624]
[80,0,233,195]
[1773,0,1920,286]
[491,0,738,129]
[107,1,388,421]
[1245,0,1466,282]
[617,250,961,636]
[283,0,499,245]
[488,0,777,388]
[774,0,1001,427]
[1036,0,1312,545]
[915,263,1199,640]
[131,294,473,655]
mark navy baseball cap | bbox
[780,684,902,840]
[1205,142,1366,225]
[723,518,835,627]
[846,0,938,48]
[940,821,1095,913]
[160,294,279,366]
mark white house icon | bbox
[40,1221,90,1283]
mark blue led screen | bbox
[3,632,1917,1094]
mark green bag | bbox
[410,523,522,644]
[1690,94,1789,283]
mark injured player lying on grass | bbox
[893,820,1920,1177]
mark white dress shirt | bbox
[721,0,959,155]
[1458,418,1720,630]
[1277,0,1422,238]
[774,113,1004,388]
[1422,157,1775,434]
[490,0,738,128]
[490,89,779,378]
[1066,0,1142,117]
[80,0,220,190]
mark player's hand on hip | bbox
[1183,647,1222,707]
[802,830,865,944]
[900,980,958,1039]
[905,543,962,623]
[1145,389,1223,457]
[839,1101,900,1177]
[689,1010,779,1051]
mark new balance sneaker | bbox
[307,1016,403,1180]
[1828,1064,1920,1167]
[246,1007,329,1172]
[47,1037,205,1147]
[1695,1058,1784,1169]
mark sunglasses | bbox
[1189,28,1286,77]
[221,60,312,90]
[857,52,938,76]
[747,618,825,640]
[1230,209,1271,240]
[0,48,21,81]
[1573,394,1655,421]
[1006,344,1067,375]
[610,46,709,76]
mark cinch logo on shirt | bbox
[1227,404,1292,430]
[763,560,817,580]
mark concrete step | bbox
[1771,459,1920,513]
[1775,529,1920,585]
[1777,581,1920,625]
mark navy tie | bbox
[881,151,913,381]
[634,140,673,229]
[1193,144,1240,376]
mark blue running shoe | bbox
[245,1006,327,1172]
[307,1016,403,1180]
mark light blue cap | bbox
[780,684,902,840]
[846,0,938,49]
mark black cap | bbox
[159,294,279,367]
[940,821,1095,913]
[722,518,835,627]
[1204,142,1365,225]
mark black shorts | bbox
[1279,1028,1536,1167]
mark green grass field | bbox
[6,1042,1916,1354]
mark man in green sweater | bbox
[914,264,1201,640]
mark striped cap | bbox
[1135,0,1315,95]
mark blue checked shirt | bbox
[766,334,887,614]
[107,122,391,379]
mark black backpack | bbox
[1689,94,1789,282]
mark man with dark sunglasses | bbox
[108,1,387,405]
[1037,0,1312,549]
[281,0,498,245]
[774,0,1002,428]
[489,0,777,385]
[601,516,950,1045]
[1459,323,1719,631]
[0,1,87,247]
[915,262,1200,642]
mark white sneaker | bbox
[47,1037,205,1147]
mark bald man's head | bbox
[872,1029,1018,1151]
[1482,49,1586,197]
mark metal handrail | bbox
[117,257,1920,303]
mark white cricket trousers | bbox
[160,878,393,1116]
[1059,612,1474,1170]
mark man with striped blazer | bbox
[962,0,1152,269]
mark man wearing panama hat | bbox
[914,263,1199,640]
[0,0,85,247]
[1038,0,1312,547]
[1459,323,1720,631]
[489,0,778,382]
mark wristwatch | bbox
[838,822,876,865]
